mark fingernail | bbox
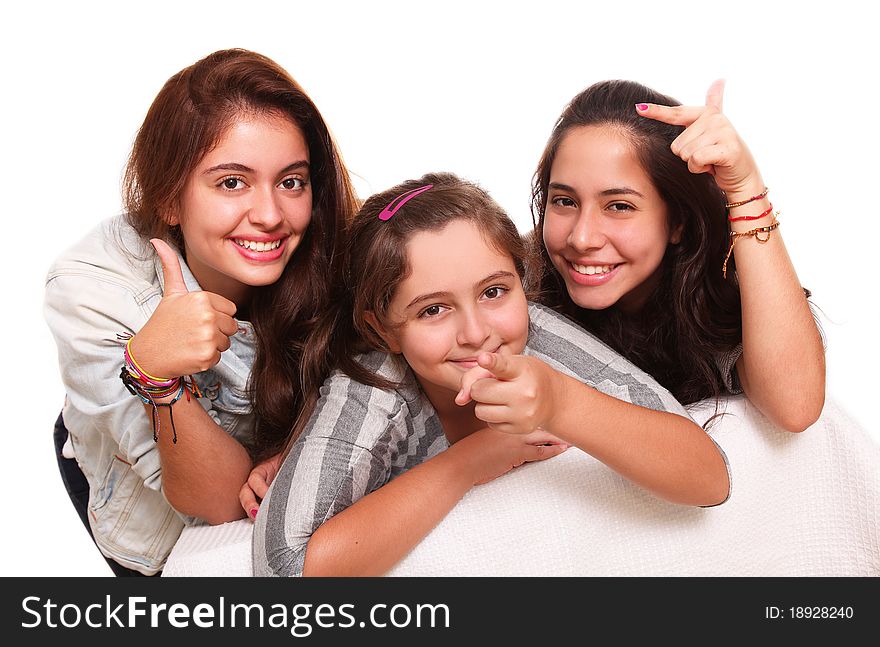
[635,103,649,112]
[249,508,258,519]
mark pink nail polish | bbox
[249,508,258,519]
[636,103,649,112]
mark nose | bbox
[566,209,606,253]
[247,186,284,229]
[456,307,491,349]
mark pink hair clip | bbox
[378,184,433,221]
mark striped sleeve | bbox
[714,343,744,395]
[253,362,409,577]
[525,303,691,418]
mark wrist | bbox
[722,177,767,208]
[436,442,481,490]
[543,371,574,434]
[128,334,176,381]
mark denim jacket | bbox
[44,216,257,574]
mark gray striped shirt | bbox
[253,303,692,576]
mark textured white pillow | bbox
[163,395,880,577]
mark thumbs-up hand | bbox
[126,239,240,379]
[635,80,764,199]
[456,351,562,436]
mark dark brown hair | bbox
[530,80,742,406]
[122,49,359,459]
[330,172,530,389]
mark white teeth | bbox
[234,239,281,252]
[572,263,615,275]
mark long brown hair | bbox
[330,172,530,390]
[122,49,358,459]
[530,80,742,406]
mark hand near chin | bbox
[635,79,765,199]
[455,352,561,436]
[128,239,240,379]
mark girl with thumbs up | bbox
[44,49,358,575]
[530,80,825,434]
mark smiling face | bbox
[375,219,530,407]
[170,112,312,305]
[542,125,678,313]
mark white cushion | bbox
[162,395,880,577]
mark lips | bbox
[570,261,620,276]
[229,236,287,262]
[233,237,283,252]
[565,260,621,286]
[448,345,501,369]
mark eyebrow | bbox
[548,182,576,193]
[599,187,644,198]
[404,270,518,310]
[548,182,644,199]
[202,160,310,176]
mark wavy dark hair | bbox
[122,49,358,460]
[530,80,742,406]
[328,172,530,391]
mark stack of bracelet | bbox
[118,335,200,443]
[722,187,780,279]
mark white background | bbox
[2,1,876,576]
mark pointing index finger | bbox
[477,352,521,380]
[705,79,725,111]
[635,102,706,127]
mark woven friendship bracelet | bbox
[724,187,769,209]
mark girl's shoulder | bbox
[526,301,633,365]
[327,350,424,405]
[527,301,600,344]
[46,215,156,289]
[307,351,436,450]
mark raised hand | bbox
[456,352,562,436]
[127,239,239,379]
[636,80,764,199]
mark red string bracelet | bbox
[729,203,774,222]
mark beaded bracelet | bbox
[722,219,780,279]
[724,187,769,209]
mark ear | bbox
[669,222,684,245]
[161,203,180,227]
[363,311,401,354]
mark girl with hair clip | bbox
[44,49,358,576]
[531,80,825,433]
[251,172,730,577]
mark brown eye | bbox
[608,202,634,212]
[280,177,305,190]
[551,196,576,208]
[483,286,508,300]
[220,177,244,190]
[417,304,448,319]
